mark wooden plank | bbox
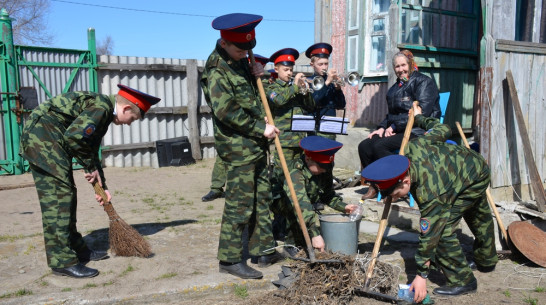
[101,142,156,152]
[506,70,546,212]
[496,40,546,55]
[186,59,202,160]
[478,67,493,166]
[146,106,188,115]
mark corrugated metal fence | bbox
[2,49,313,172]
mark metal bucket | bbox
[319,214,361,255]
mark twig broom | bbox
[93,182,152,257]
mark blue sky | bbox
[47,0,315,61]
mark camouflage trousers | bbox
[434,168,498,286]
[29,163,87,268]
[209,156,226,193]
[217,157,276,262]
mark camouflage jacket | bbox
[285,155,347,237]
[20,92,114,187]
[201,43,268,165]
[310,73,346,117]
[405,115,490,274]
[265,79,315,148]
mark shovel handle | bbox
[249,51,316,262]
[455,121,508,243]
[364,101,417,286]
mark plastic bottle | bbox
[398,285,415,303]
[349,204,363,221]
[397,284,434,304]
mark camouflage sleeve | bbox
[284,166,321,238]
[415,115,452,142]
[415,197,450,274]
[319,173,346,212]
[300,91,316,113]
[63,98,111,173]
[208,68,266,138]
[266,82,298,107]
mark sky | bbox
[46,0,315,61]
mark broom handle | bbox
[249,50,316,262]
[92,182,111,207]
[455,121,508,243]
[364,101,417,287]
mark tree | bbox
[0,0,53,45]
[96,35,114,56]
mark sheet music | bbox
[291,114,315,131]
[319,116,350,134]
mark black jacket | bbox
[378,71,441,136]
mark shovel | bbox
[249,50,341,264]
[363,101,417,287]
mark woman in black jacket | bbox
[358,50,441,200]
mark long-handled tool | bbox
[249,50,318,262]
[93,182,152,257]
[363,102,418,287]
[455,121,509,244]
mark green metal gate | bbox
[0,9,98,175]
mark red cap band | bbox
[274,54,295,65]
[311,48,330,56]
[304,150,335,164]
[118,89,151,113]
[373,170,409,190]
[220,29,255,43]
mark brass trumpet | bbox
[290,76,314,95]
[312,70,360,90]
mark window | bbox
[346,0,360,72]
[365,0,390,75]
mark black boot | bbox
[52,263,99,278]
[251,251,285,267]
[77,248,109,263]
[433,279,477,296]
[219,261,263,279]
[468,260,496,272]
[202,190,224,202]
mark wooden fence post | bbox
[186,59,202,160]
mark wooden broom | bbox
[93,182,152,257]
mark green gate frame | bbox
[0,9,98,175]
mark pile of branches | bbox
[247,251,400,305]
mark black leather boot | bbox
[219,261,263,279]
[201,190,225,202]
[77,248,109,263]
[52,263,99,278]
[433,279,477,296]
[251,251,285,267]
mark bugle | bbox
[311,70,360,90]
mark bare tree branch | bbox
[96,35,114,55]
[0,0,53,45]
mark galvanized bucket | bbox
[319,214,361,255]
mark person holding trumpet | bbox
[305,42,346,140]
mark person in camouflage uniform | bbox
[271,136,358,254]
[201,54,270,203]
[20,85,160,278]
[361,104,498,302]
[265,48,316,241]
[200,13,283,280]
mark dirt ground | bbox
[1,158,546,305]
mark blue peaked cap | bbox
[361,155,410,190]
[300,136,343,164]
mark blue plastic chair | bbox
[376,92,451,207]
[439,92,450,124]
